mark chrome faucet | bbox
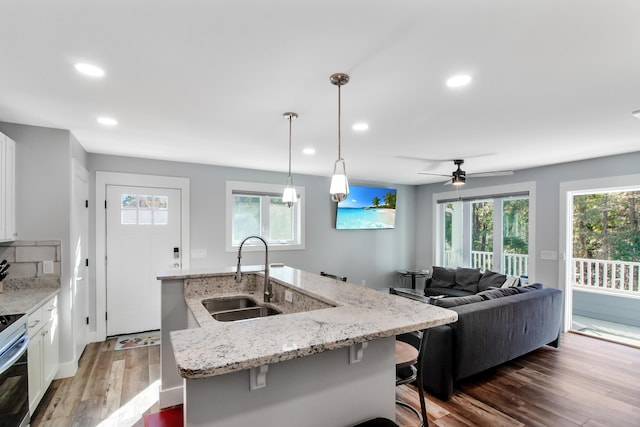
[236,235,271,302]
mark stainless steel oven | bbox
[0,314,29,427]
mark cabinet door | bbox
[0,133,16,241]
[4,136,15,240]
[28,332,44,415]
[43,311,59,386]
[0,133,5,239]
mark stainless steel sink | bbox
[202,297,258,313]
[212,306,281,322]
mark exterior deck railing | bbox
[573,258,640,296]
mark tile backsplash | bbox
[0,240,61,290]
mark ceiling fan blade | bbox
[467,170,514,178]
[418,172,451,177]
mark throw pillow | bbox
[430,294,483,308]
[477,270,507,292]
[501,275,520,288]
[430,266,456,288]
[477,287,520,300]
[453,267,481,293]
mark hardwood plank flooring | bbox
[31,333,640,426]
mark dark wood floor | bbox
[32,333,640,426]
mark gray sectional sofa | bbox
[423,266,518,297]
[399,283,563,400]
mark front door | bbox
[106,185,182,336]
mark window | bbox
[120,193,169,225]
[226,181,305,251]
[434,183,535,277]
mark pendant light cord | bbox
[337,83,342,160]
[288,115,293,177]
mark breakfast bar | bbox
[158,266,457,427]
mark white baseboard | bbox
[55,359,78,379]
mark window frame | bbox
[432,181,536,279]
[225,180,305,252]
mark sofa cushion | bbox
[430,267,456,288]
[453,267,481,293]
[478,270,507,291]
[477,287,520,300]
[516,283,544,293]
[431,294,483,308]
[424,287,475,298]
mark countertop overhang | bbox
[162,266,458,379]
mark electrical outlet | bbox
[285,290,293,303]
[361,279,366,287]
[43,260,54,275]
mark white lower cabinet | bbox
[28,295,59,415]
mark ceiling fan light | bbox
[452,176,465,185]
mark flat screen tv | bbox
[336,185,397,230]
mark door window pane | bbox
[121,194,137,209]
[120,193,170,225]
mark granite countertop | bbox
[165,266,458,380]
[0,287,60,315]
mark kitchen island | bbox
[158,266,457,427]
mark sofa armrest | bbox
[420,325,454,400]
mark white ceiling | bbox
[1,0,639,185]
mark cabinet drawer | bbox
[28,306,44,337]
[43,295,58,323]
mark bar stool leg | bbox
[417,330,430,426]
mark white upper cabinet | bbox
[0,131,16,241]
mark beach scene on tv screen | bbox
[336,185,397,229]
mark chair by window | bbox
[320,271,347,282]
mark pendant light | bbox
[329,73,350,202]
[282,112,298,207]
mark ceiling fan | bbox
[418,159,513,185]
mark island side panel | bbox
[184,336,396,427]
[160,278,188,408]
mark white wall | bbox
[415,151,640,289]
[88,153,416,288]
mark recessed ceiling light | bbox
[352,123,369,131]
[97,117,117,126]
[633,110,640,119]
[74,63,105,77]
[302,147,316,155]
[446,74,471,88]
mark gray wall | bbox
[0,121,81,374]
[415,151,640,290]
[88,153,416,290]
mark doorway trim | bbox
[95,172,190,341]
[558,173,640,333]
